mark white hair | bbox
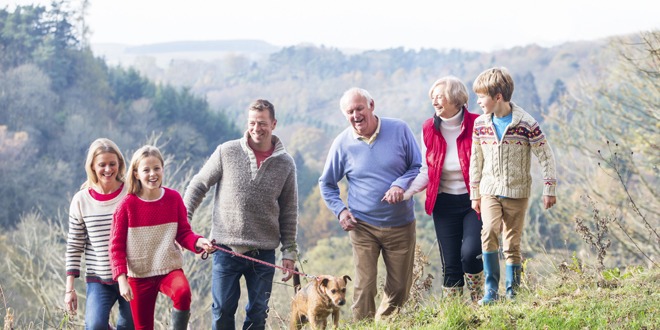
[339,87,374,111]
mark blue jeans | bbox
[85,282,133,330]
[211,247,276,330]
[433,193,483,287]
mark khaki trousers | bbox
[480,195,529,265]
[348,219,416,321]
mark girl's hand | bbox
[117,274,133,302]
[196,237,215,253]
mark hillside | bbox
[99,37,608,172]
[93,39,281,67]
[1,3,657,328]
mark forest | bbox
[0,2,658,329]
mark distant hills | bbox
[124,39,281,54]
[93,39,283,67]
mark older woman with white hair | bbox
[404,76,484,302]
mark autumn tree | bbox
[546,30,660,265]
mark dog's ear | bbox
[319,278,330,288]
[343,275,352,283]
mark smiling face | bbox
[430,84,460,119]
[342,92,377,138]
[476,93,497,115]
[247,109,276,151]
[92,152,120,192]
[134,155,163,196]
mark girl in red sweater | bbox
[110,145,213,329]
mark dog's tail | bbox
[293,267,301,293]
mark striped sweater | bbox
[110,187,203,279]
[469,103,557,200]
[66,184,128,284]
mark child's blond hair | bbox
[473,67,515,102]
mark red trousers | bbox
[127,269,191,329]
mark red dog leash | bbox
[201,239,316,279]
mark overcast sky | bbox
[7,0,660,52]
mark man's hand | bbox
[281,259,295,282]
[382,186,404,204]
[338,209,358,231]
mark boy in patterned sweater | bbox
[469,67,557,305]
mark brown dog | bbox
[290,270,351,329]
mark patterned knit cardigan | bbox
[469,103,557,200]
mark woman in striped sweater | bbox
[65,138,134,329]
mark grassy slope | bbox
[340,266,659,330]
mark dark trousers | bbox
[432,193,483,287]
[211,247,276,330]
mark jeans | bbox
[211,247,276,330]
[432,193,483,287]
[85,282,133,330]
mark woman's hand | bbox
[64,288,78,315]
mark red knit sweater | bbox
[110,187,202,279]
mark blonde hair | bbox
[428,76,469,109]
[126,145,165,195]
[473,67,515,102]
[82,138,126,189]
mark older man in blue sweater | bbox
[319,87,422,321]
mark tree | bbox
[546,31,660,265]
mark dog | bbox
[290,269,351,329]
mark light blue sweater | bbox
[319,117,422,227]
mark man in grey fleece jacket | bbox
[183,99,298,330]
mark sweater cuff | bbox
[112,266,128,281]
[470,186,481,200]
[281,244,298,261]
[543,182,556,196]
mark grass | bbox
[335,265,659,330]
[2,263,658,329]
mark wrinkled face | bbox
[342,93,377,137]
[431,84,459,119]
[93,152,119,188]
[476,93,497,115]
[320,275,351,307]
[134,156,163,194]
[247,110,276,149]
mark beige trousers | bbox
[348,219,416,321]
[480,195,529,265]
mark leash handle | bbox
[201,240,316,279]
